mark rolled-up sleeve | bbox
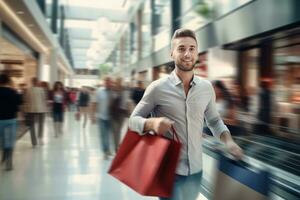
[128,82,156,135]
[204,83,229,139]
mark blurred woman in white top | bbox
[50,81,66,137]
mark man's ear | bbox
[170,48,174,58]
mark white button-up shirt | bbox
[96,87,110,120]
[129,70,229,175]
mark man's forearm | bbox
[220,131,243,159]
[220,131,234,144]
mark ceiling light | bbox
[17,11,24,15]
[28,24,34,27]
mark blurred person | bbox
[23,78,47,147]
[207,80,245,136]
[256,78,273,135]
[78,86,90,128]
[131,80,145,105]
[109,77,128,152]
[203,80,233,136]
[88,87,97,124]
[123,80,136,115]
[0,74,22,170]
[40,81,52,114]
[17,83,27,117]
[64,87,71,111]
[17,83,27,95]
[240,87,250,112]
[50,81,66,137]
[40,81,51,99]
[129,28,243,200]
[92,77,113,160]
[230,80,245,111]
[69,88,77,112]
[213,80,236,124]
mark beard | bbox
[175,60,196,72]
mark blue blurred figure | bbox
[0,74,22,170]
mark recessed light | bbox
[17,11,24,15]
[28,24,34,27]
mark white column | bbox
[49,47,58,85]
[37,53,49,81]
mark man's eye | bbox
[178,48,185,52]
[190,48,195,51]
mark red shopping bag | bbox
[108,128,181,198]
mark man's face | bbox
[104,78,112,89]
[171,37,198,72]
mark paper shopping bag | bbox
[108,128,181,198]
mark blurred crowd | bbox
[0,72,299,169]
[0,74,146,169]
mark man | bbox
[129,29,243,200]
[131,80,145,105]
[78,86,90,128]
[0,74,22,170]
[109,77,128,152]
[93,77,113,160]
[23,77,47,147]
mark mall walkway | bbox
[0,112,206,200]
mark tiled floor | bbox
[0,112,206,200]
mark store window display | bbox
[273,62,300,136]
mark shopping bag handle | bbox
[170,126,180,142]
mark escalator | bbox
[201,134,300,200]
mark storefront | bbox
[0,37,38,90]
[273,30,300,137]
[225,26,300,139]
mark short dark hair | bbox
[171,28,197,51]
[0,73,11,85]
[171,28,197,43]
[53,81,64,91]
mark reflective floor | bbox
[0,113,206,200]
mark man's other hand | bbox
[146,117,174,135]
[225,140,243,160]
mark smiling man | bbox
[129,28,243,200]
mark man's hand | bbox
[225,140,243,160]
[144,117,174,135]
[220,132,243,160]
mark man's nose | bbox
[184,50,191,57]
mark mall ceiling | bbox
[0,0,52,56]
[0,0,144,70]
[45,0,143,69]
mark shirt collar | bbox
[169,70,197,86]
